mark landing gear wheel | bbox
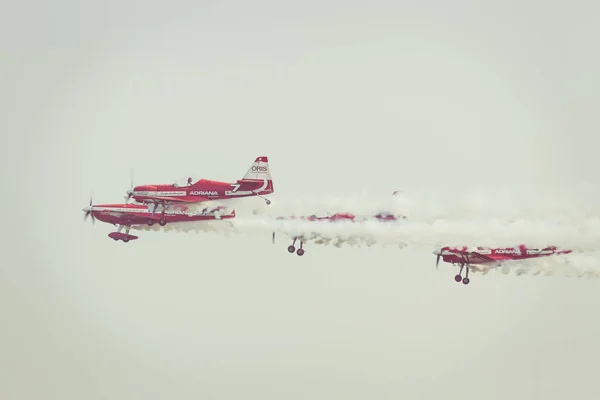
[297,248,305,256]
[265,199,271,205]
[159,218,167,226]
[147,219,154,226]
[287,245,296,253]
[123,238,129,243]
[454,275,462,282]
[462,277,470,285]
[113,238,119,241]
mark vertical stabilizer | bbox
[241,156,272,181]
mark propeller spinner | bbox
[125,169,134,203]
[433,247,442,270]
[83,197,95,224]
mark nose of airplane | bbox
[432,247,442,255]
[83,205,95,223]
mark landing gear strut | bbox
[287,238,305,256]
[122,226,131,242]
[454,263,470,285]
[108,225,137,243]
[257,194,271,205]
[150,202,168,226]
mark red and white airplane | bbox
[82,198,235,243]
[273,211,407,256]
[433,245,573,285]
[124,156,273,224]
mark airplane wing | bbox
[460,251,496,264]
[106,210,153,219]
[469,264,495,274]
[138,195,206,203]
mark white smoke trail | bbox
[130,214,600,253]
[261,217,600,251]
[128,182,600,248]
[389,182,600,224]
[132,219,238,235]
[126,206,600,278]
[129,217,600,278]
[257,181,600,223]
[124,182,600,278]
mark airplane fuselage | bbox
[90,203,234,226]
[130,179,273,204]
[436,245,572,265]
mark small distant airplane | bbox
[273,211,407,256]
[82,198,235,242]
[124,156,273,224]
[433,245,573,285]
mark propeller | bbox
[433,247,442,270]
[83,196,95,224]
[124,168,134,203]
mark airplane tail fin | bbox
[241,156,272,181]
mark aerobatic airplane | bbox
[124,156,273,223]
[272,211,407,256]
[433,245,573,285]
[82,198,235,242]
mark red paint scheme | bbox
[108,232,139,242]
[433,245,572,285]
[83,203,235,242]
[92,204,233,226]
[277,211,406,222]
[274,211,407,256]
[125,156,274,207]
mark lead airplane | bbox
[82,198,235,242]
[124,156,273,225]
[433,245,572,285]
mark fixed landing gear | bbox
[116,225,130,234]
[109,225,138,243]
[454,263,470,285]
[149,203,168,226]
[287,238,305,256]
[257,195,271,205]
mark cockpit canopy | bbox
[172,177,194,187]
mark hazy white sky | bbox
[3,0,600,399]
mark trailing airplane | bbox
[273,211,407,256]
[433,245,573,285]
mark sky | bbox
[3,0,600,399]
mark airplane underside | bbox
[452,262,472,285]
[109,224,137,242]
[450,262,501,285]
